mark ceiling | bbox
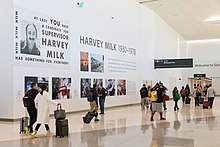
[137,0,220,40]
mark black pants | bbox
[27,106,37,133]
[208,97,214,108]
[174,100,179,109]
[181,95,185,103]
[35,124,50,131]
[195,97,200,106]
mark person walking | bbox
[88,84,99,121]
[173,87,180,111]
[23,82,39,135]
[206,84,216,109]
[98,84,106,114]
[140,84,148,110]
[150,82,166,121]
[31,85,58,138]
[180,86,186,104]
[185,84,190,99]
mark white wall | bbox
[0,0,187,119]
[0,0,14,119]
[186,40,220,95]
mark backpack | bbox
[140,88,148,97]
[87,90,93,102]
[22,95,31,108]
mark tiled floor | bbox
[0,98,220,147]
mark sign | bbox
[194,74,206,78]
[154,58,193,69]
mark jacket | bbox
[35,91,57,124]
[25,89,38,108]
[207,87,215,98]
[98,87,106,99]
[140,87,148,98]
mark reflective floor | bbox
[0,98,220,147]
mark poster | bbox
[81,78,91,98]
[52,77,71,100]
[91,53,104,73]
[105,79,116,96]
[24,76,49,92]
[14,6,70,68]
[93,79,103,87]
[80,51,89,72]
[117,80,126,96]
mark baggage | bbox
[83,110,98,124]
[203,101,209,109]
[200,97,204,104]
[54,104,66,120]
[55,119,69,138]
[20,117,29,134]
[185,98,191,104]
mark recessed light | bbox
[206,16,220,24]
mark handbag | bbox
[54,104,66,120]
[150,91,158,102]
[163,95,169,101]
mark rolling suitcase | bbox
[83,110,98,124]
[55,119,69,138]
[203,101,209,109]
[185,98,191,104]
[200,97,204,104]
[20,117,29,134]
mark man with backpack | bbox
[140,84,148,110]
[23,82,39,134]
[87,84,99,121]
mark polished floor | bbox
[0,98,220,147]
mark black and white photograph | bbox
[81,78,91,98]
[52,77,72,100]
[93,79,103,87]
[24,76,38,92]
[37,77,49,92]
[24,76,49,93]
[105,79,116,96]
[20,20,41,56]
[91,53,104,73]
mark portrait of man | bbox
[80,52,89,72]
[21,23,40,56]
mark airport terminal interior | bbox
[1,0,220,147]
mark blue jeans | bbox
[99,98,105,113]
[163,100,167,109]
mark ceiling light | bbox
[206,16,220,24]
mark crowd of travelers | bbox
[140,82,216,121]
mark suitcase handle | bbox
[57,103,62,110]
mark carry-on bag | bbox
[55,119,69,138]
[203,101,209,109]
[20,117,29,134]
[83,110,98,124]
[185,98,191,104]
[54,104,66,120]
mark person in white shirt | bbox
[31,84,59,138]
[206,84,216,109]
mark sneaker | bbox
[160,117,166,120]
[95,118,99,121]
[31,131,37,138]
[46,130,53,136]
[99,113,105,115]
[150,117,154,121]
[164,108,167,111]
[24,127,30,135]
